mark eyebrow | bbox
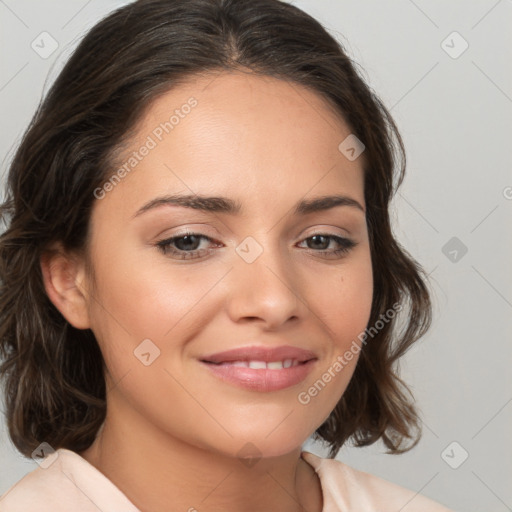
[133,193,365,218]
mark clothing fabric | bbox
[300,451,453,512]
[0,448,454,511]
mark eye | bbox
[297,234,357,258]
[156,232,220,260]
[155,232,357,260]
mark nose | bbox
[225,240,302,330]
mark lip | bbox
[200,345,318,392]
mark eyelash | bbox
[155,231,357,260]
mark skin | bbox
[41,70,373,512]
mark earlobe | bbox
[40,243,91,329]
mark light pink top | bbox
[0,449,454,511]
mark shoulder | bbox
[0,449,140,512]
[1,450,85,512]
[301,451,455,512]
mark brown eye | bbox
[156,233,219,260]
[299,234,357,257]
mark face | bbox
[80,71,373,459]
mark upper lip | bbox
[200,345,317,364]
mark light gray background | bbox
[1,1,511,511]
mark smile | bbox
[199,344,318,392]
[209,359,302,369]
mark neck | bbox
[79,394,323,512]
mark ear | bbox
[40,243,91,329]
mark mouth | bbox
[200,344,317,364]
[199,345,318,392]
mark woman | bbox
[0,0,454,510]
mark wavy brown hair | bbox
[0,0,431,459]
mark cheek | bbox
[336,261,373,347]
[88,254,224,345]
[86,254,233,409]
[298,250,373,411]
[85,263,232,447]
[314,249,373,348]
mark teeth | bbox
[232,361,249,367]
[221,359,300,369]
[248,360,267,369]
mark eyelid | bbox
[156,224,354,246]
[153,224,222,241]
[300,224,352,239]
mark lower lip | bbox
[200,360,316,392]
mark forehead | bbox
[137,70,354,159]
[98,71,365,217]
